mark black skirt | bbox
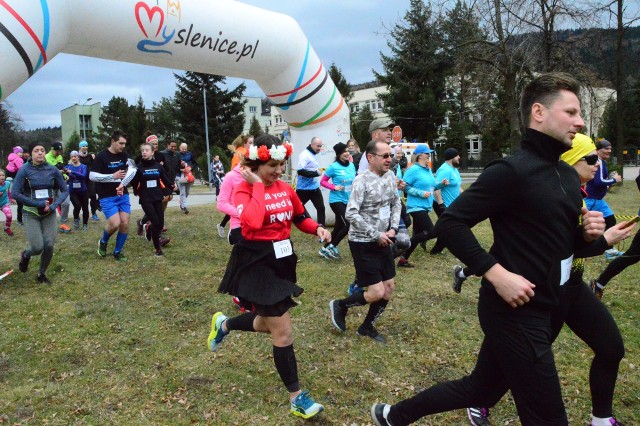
[218,239,302,317]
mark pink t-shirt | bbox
[216,165,244,230]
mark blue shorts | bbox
[584,198,614,218]
[100,194,131,219]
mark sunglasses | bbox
[372,153,392,159]
[580,154,599,166]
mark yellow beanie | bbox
[560,133,597,166]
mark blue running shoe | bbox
[347,281,363,296]
[207,312,228,352]
[318,246,336,260]
[290,390,324,419]
[328,244,339,258]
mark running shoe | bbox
[137,219,144,236]
[36,273,52,285]
[143,222,152,242]
[59,223,71,233]
[357,325,386,344]
[183,208,189,214]
[604,249,624,260]
[397,257,414,268]
[467,407,492,426]
[207,312,228,352]
[318,246,336,260]
[452,265,466,294]
[590,417,624,426]
[347,281,363,296]
[113,251,128,262]
[4,227,14,237]
[98,239,107,257]
[370,403,393,426]
[328,244,340,258]
[590,279,604,300]
[329,300,347,332]
[82,224,88,231]
[91,214,100,221]
[290,391,324,419]
[154,249,164,257]
[73,218,80,229]
[18,250,30,273]
[216,223,225,238]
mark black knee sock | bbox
[273,344,300,393]
[225,312,257,332]
[339,291,367,308]
[362,299,388,329]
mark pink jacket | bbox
[6,153,24,173]
[216,165,244,229]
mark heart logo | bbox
[276,212,286,222]
[135,2,165,39]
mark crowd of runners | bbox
[2,72,639,425]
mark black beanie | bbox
[444,148,459,161]
[333,142,348,157]
[28,141,45,155]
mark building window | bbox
[249,106,257,113]
[275,114,283,125]
[79,115,92,132]
[466,136,482,154]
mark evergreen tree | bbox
[374,0,448,143]
[97,96,134,150]
[0,102,24,162]
[328,62,352,103]
[352,106,375,151]
[150,97,180,141]
[173,72,246,161]
[249,115,264,137]
[128,96,150,155]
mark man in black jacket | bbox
[370,73,606,426]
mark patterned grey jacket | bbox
[346,169,401,242]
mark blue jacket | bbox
[403,163,444,213]
[11,159,69,215]
[585,160,616,200]
[67,163,88,193]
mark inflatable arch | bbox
[1,0,351,222]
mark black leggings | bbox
[140,199,164,250]
[329,202,349,247]
[70,191,89,224]
[296,188,325,226]
[598,229,640,286]
[403,210,435,260]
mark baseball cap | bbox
[52,141,63,151]
[369,118,394,133]
[413,144,433,155]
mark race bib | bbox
[147,180,157,188]
[34,189,49,199]
[559,255,573,286]
[73,182,81,188]
[273,239,293,259]
[380,205,391,221]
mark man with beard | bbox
[430,148,462,255]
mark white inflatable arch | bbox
[0,0,350,223]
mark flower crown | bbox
[247,142,293,161]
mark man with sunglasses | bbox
[371,73,607,425]
[585,139,623,260]
[330,140,401,343]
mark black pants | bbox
[70,191,89,225]
[389,301,567,426]
[329,202,349,247]
[403,210,435,260]
[17,201,23,223]
[87,180,99,215]
[430,202,447,254]
[296,188,325,226]
[140,199,164,250]
[598,229,640,286]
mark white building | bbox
[240,96,271,134]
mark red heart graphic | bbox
[135,2,164,39]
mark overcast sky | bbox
[5,0,411,130]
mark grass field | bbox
[0,182,638,425]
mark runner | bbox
[0,170,14,236]
[90,130,136,261]
[11,141,69,284]
[209,134,330,419]
[67,150,89,230]
[318,142,356,259]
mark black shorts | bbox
[349,240,395,287]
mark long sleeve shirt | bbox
[435,128,599,313]
[234,179,318,241]
[296,147,320,190]
[11,160,69,215]
[217,165,244,230]
[346,169,401,242]
[585,159,616,200]
[67,163,88,193]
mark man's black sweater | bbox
[436,128,598,313]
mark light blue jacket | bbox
[403,163,444,213]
